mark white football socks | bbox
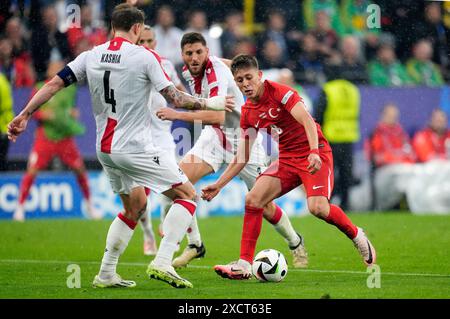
[152,199,196,267]
[273,210,301,248]
[99,215,135,280]
[186,214,202,247]
[160,195,172,223]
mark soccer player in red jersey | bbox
[202,55,376,279]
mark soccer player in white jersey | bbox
[156,32,308,269]
[6,4,233,289]
[137,25,188,256]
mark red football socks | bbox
[323,204,358,239]
[240,205,264,263]
[18,173,35,205]
[76,172,90,200]
[268,204,283,225]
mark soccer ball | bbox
[252,249,288,282]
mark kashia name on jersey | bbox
[101,53,121,64]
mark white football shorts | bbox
[186,128,269,190]
[97,150,188,195]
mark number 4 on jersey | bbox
[103,70,116,113]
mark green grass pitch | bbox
[0,213,449,299]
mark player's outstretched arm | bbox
[290,102,322,174]
[159,85,234,112]
[156,107,225,125]
[201,136,254,201]
[7,76,65,142]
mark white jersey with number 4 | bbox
[67,36,172,154]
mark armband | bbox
[57,66,77,87]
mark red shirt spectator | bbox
[0,37,35,87]
[413,109,450,162]
[367,104,416,167]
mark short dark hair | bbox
[111,3,145,32]
[230,54,259,75]
[181,32,206,49]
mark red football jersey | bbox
[241,80,331,158]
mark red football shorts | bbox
[260,151,334,199]
[28,127,84,170]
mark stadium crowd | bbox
[0,0,449,87]
[1,0,450,213]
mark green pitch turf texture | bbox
[0,213,449,299]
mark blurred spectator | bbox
[294,32,325,84]
[315,68,361,210]
[338,35,369,84]
[257,10,291,63]
[86,0,105,29]
[303,0,344,35]
[0,37,35,87]
[277,68,313,114]
[0,71,13,171]
[383,0,424,62]
[183,0,243,26]
[413,109,450,163]
[220,10,245,59]
[368,44,412,86]
[231,37,255,57]
[5,17,30,58]
[153,5,183,65]
[367,103,416,210]
[258,39,287,70]
[254,0,302,31]
[31,5,71,81]
[406,39,444,86]
[340,0,380,60]
[311,10,339,55]
[416,2,450,80]
[66,3,108,56]
[185,9,222,57]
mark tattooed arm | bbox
[159,85,205,110]
[159,85,235,112]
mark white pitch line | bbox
[0,259,449,278]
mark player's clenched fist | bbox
[201,183,221,201]
[156,107,178,121]
[7,114,29,142]
[307,152,322,175]
[204,95,235,112]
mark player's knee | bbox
[177,185,197,201]
[126,194,148,221]
[73,166,85,175]
[27,168,38,176]
[245,192,265,208]
[308,201,328,218]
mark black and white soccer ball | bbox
[252,249,288,282]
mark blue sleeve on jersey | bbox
[57,66,77,87]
